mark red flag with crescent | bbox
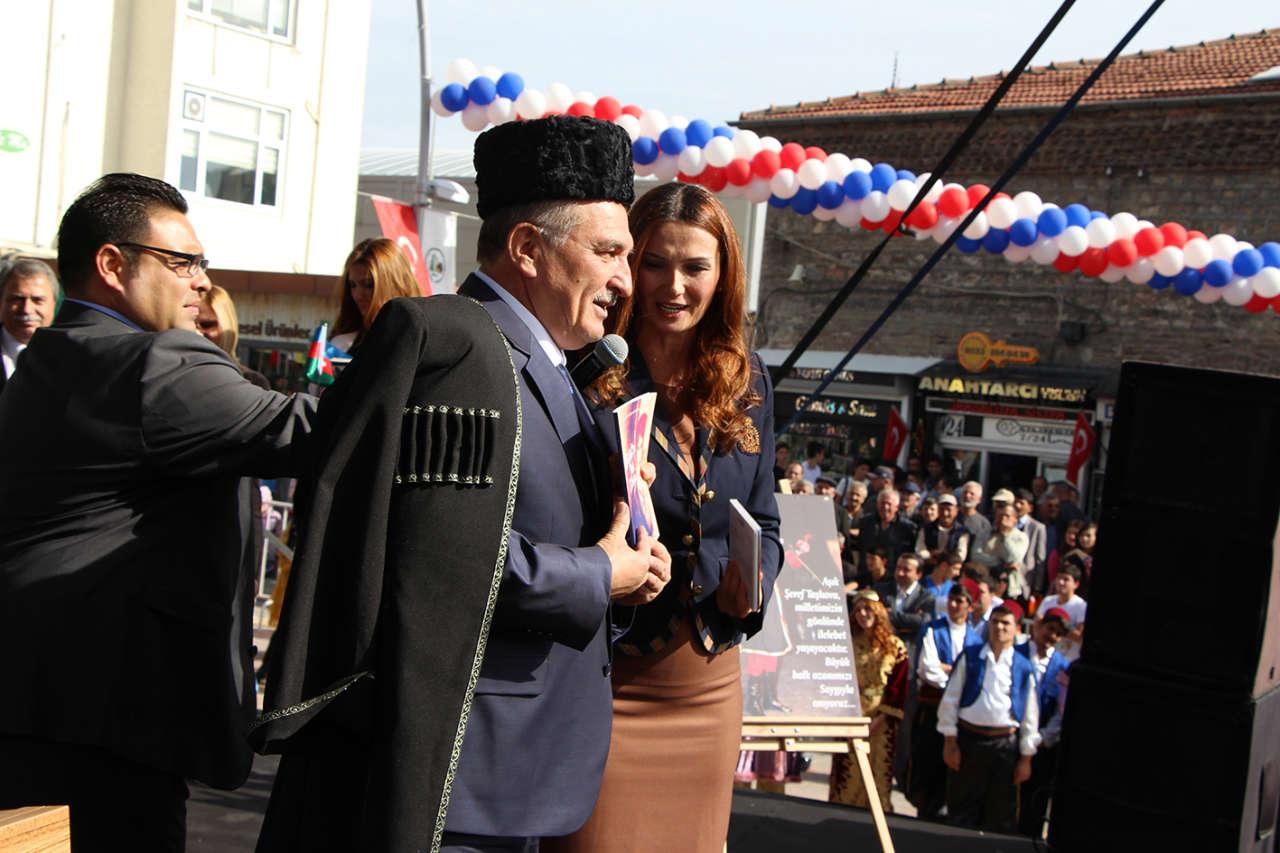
[884,407,908,463]
[370,195,431,296]
[1066,412,1096,486]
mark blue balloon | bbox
[1203,259,1234,287]
[495,72,525,100]
[658,127,687,156]
[467,76,497,106]
[632,137,659,166]
[1037,207,1068,238]
[844,171,872,200]
[1009,218,1039,247]
[712,125,735,139]
[1259,242,1280,268]
[1147,273,1172,290]
[982,229,1011,254]
[684,119,713,148]
[1232,248,1264,278]
[817,181,844,210]
[1173,267,1203,295]
[956,236,982,254]
[1064,204,1092,228]
[869,163,897,193]
[896,169,917,183]
[440,83,469,112]
[790,187,818,215]
[768,194,790,208]
[1089,210,1108,221]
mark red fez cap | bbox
[998,599,1024,623]
[959,577,981,601]
[1041,606,1071,627]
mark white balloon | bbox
[1222,276,1254,306]
[861,191,890,222]
[1236,240,1255,252]
[812,205,837,222]
[476,64,500,81]
[651,154,679,182]
[515,89,548,120]
[573,91,597,108]
[613,113,640,140]
[933,217,959,243]
[720,182,744,198]
[887,179,917,212]
[430,89,451,117]
[732,129,761,159]
[1004,243,1032,263]
[1110,212,1140,239]
[759,136,782,152]
[544,83,574,112]
[986,197,1019,230]
[1056,226,1089,256]
[1099,264,1126,283]
[1013,191,1043,220]
[913,224,935,241]
[1086,217,1117,249]
[1208,233,1238,261]
[835,199,862,228]
[637,109,669,139]
[849,158,872,173]
[1152,246,1185,277]
[1194,282,1223,303]
[1182,238,1213,269]
[486,97,516,125]
[446,58,478,86]
[916,173,944,203]
[825,153,853,182]
[633,160,654,178]
[1135,220,1155,232]
[704,136,735,168]
[1250,267,1280,299]
[1124,257,1154,284]
[745,177,773,204]
[667,114,688,130]
[962,211,990,240]
[770,168,799,199]
[797,159,828,190]
[460,103,490,132]
[1031,236,1060,264]
[676,146,706,176]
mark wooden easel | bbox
[740,716,896,853]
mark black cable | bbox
[769,0,1078,389]
[777,0,1166,439]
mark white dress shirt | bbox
[917,616,969,689]
[937,643,1040,756]
[1,327,26,378]
[477,270,566,369]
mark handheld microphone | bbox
[569,334,628,389]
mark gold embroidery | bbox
[740,422,760,454]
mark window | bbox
[180,89,287,209]
[187,0,294,42]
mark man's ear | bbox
[95,244,130,295]
[508,222,542,279]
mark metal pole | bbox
[414,0,434,287]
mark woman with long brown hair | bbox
[547,183,783,853]
[829,589,909,812]
[330,237,421,352]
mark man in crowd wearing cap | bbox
[908,580,983,820]
[870,464,896,497]
[858,488,917,574]
[971,503,1030,603]
[915,493,970,577]
[0,173,317,850]
[900,481,922,521]
[1015,607,1072,838]
[0,258,59,393]
[937,601,1039,833]
[958,480,992,542]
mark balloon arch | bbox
[433,58,1280,315]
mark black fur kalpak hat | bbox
[473,116,635,219]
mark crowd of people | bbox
[772,441,1093,836]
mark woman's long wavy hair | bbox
[851,595,898,657]
[331,237,422,346]
[593,183,760,453]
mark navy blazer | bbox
[447,275,616,838]
[598,350,783,652]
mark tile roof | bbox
[740,28,1280,121]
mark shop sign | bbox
[783,393,881,419]
[787,366,858,383]
[918,375,1088,404]
[235,293,334,343]
[957,331,1038,373]
[924,397,1078,421]
[981,417,1075,450]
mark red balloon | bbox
[1244,294,1272,313]
[543,110,563,117]
[1079,248,1109,277]
[1053,253,1080,273]
[860,216,886,231]
[966,184,991,208]
[677,172,697,183]
[803,146,827,162]
[621,104,643,118]
[701,165,727,192]
[992,192,1011,201]
[726,158,752,186]
[907,202,939,230]
[937,187,970,219]
[1133,227,1164,257]
[1274,298,1280,315]
[1158,222,1188,248]
[1186,229,1207,242]
[882,211,906,235]
[566,101,593,117]
[751,149,782,180]
[593,97,622,121]
[779,143,807,171]
[1107,238,1138,268]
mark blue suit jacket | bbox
[447,275,615,837]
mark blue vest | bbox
[926,615,981,665]
[1016,642,1070,721]
[957,644,1036,722]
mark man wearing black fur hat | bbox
[254,116,670,853]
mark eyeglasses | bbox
[117,242,210,278]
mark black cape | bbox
[250,295,521,852]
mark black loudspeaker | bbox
[1082,361,1280,698]
[1049,664,1280,852]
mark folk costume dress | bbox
[828,631,909,812]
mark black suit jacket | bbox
[873,579,937,642]
[0,301,315,788]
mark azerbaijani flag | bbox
[305,323,341,386]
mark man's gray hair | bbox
[476,200,585,264]
[0,258,61,301]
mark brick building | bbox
[736,29,1280,503]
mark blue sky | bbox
[360,1,1276,153]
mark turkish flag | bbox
[1066,412,1096,486]
[370,195,431,296]
[884,407,908,463]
